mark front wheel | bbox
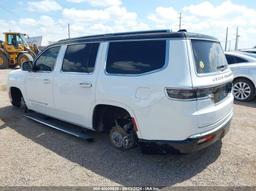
[232,78,255,101]
[11,93,28,112]
[20,96,28,113]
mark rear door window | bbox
[106,40,166,75]
[62,43,99,73]
[191,40,228,74]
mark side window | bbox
[34,46,60,72]
[62,43,99,73]
[7,35,14,45]
[226,55,236,65]
[226,55,247,65]
[106,40,166,75]
[235,56,248,63]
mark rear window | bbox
[191,40,227,74]
[225,55,248,65]
[106,40,166,75]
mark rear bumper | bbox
[140,116,232,154]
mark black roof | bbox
[52,29,218,46]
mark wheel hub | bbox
[111,131,124,148]
[233,82,251,100]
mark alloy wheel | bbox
[233,81,251,101]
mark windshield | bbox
[19,34,29,46]
[191,40,228,74]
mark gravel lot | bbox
[0,69,256,187]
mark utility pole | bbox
[235,27,239,50]
[178,12,182,30]
[224,27,229,51]
[68,24,71,39]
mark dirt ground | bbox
[0,69,256,188]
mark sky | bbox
[0,0,255,49]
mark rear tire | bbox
[233,78,255,102]
[109,120,137,150]
[0,52,8,69]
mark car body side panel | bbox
[96,40,197,140]
[230,64,256,86]
[8,69,26,100]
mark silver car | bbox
[225,52,256,101]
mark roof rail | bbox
[59,29,171,42]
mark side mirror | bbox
[21,61,33,72]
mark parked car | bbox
[8,30,233,153]
[239,51,256,59]
[225,52,256,101]
[239,48,256,54]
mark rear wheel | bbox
[109,119,137,150]
[233,78,255,101]
[0,52,8,69]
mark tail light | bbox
[197,135,215,144]
[166,82,232,101]
[166,88,213,100]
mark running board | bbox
[24,112,94,141]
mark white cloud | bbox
[3,0,255,49]
[27,0,62,12]
[149,1,256,49]
[0,4,148,45]
[0,15,66,45]
[61,6,148,37]
[62,8,110,22]
[148,7,179,29]
[66,0,122,7]
[19,18,38,27]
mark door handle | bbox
[79,82,92,88]
[43,79,51,84]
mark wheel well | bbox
[233,77,255,88]
[93,104,132,132]
[10,87,22,103]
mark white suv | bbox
[8,30,234,153]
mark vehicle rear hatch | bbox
[189,39,233,130]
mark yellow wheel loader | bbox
[0,32,38,69]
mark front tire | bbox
[20,96,28,113]
[11,92,28,112]
[232,78,255,101]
